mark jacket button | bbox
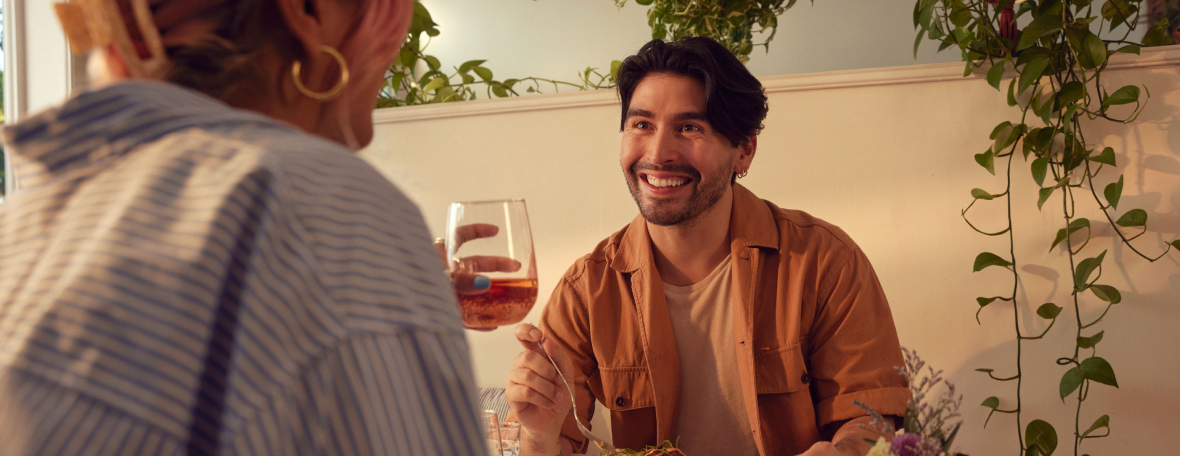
[615,397,626,407]
[801,373,812,384]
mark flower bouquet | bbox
[858,347,967,456]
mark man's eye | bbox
[680,124,702,132]
[633,121,652,130]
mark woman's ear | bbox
[272,0,327,57]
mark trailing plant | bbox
[613,0,802,62]
[378,1,619,107]
[914,0,1179,454]
[378,0,816,107]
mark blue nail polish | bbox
[474,276,491,290]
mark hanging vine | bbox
[916,0,1179,454]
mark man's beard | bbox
[625,162,730,227]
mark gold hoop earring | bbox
[291,45,350,101]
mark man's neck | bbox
[648,188,735,287]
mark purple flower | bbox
[891,433,924,456]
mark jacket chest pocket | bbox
[754,344,811,394]
[590,366,656,411]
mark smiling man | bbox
[506,37,910,456]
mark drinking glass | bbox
[483,411,521,456]
[445,199,538,330]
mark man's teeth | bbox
[646,175,688,188]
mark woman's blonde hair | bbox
[57,0,405,103]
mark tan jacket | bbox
[539,184,910,455]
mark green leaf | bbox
[1050,218,1090,252]
[1083,33,1107,68]
[913,29,925,59]
[987,59,1006,90]
[423,55,441,72]
[976,150,996,175]
[1102,85,1140,107]
[1025,420,1059,456]
[1008,78,1019,106]
[990,121,1012,139]
[1077,330,1106,349]
[1171,240,1180,251]
[398,45,418,68]
[1018,14,1063,51]
[1090,285,1122,304]
[610,60,622,81]
[978,297,1000,307]
[1143,18,1173,46]
[1019,55,1051,95]
[1105,175,1124,209]
[1032,157,1050,187]
[1074,251,1107,290]
[1114,44,1141,55]
[1116,209,1147,227]
[491,82,509,98]
[421,76,447,94]
[976,368,994,373]
[972,188,998,200]
[1080,356,1119,387]
[1091,147,1116,166]
[981,396,1000,409]
[974,252,1012,272]
[1083,415,1110,438]
[1055,81,1086,110]
[459,72,475,84]
[458,59,487,73]
[636,0,654,5]
[1038,186,1057,211]
[993,123,1022,154]
[1037,303,1063,319]
[1060,367,1084,399]
[950,0,971,27]
[473,66,494,83]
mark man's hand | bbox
[506,324,575,455]
[795,416,886,456]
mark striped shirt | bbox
[0,81,484,455]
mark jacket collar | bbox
[3,81,288,189]
[610,183,778,273]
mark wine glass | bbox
[445,199,538,330]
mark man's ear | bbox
[736,135,758,173]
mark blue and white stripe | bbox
[0,81,484,455]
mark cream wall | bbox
[362,47,1180,455]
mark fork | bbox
[536,339,615,452]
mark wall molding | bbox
[372,45,1180,126]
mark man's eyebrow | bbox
[625,108,653,119]
[674,111,709,122]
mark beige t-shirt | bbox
[663,255,760,455]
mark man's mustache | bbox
[630,162,701,180]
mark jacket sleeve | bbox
[808,245,911,429]
[538,271,598,454]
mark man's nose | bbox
[644,128,680,164]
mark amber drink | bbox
[445,199,538,330]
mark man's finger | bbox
[512,349,556,381]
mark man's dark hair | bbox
[616,37,769,147]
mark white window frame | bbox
[4,0,79,196]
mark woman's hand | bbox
[435,223,522,330]
[506,324,575,453]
